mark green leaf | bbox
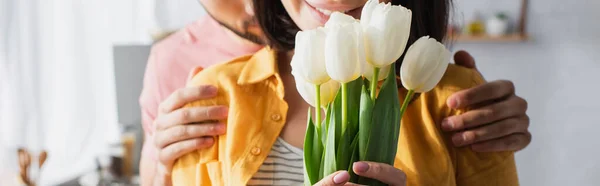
[335,127,355,172]
[368,63,401,164]
[303,108,323,185]
[358,84,374,161]
[321,103,332,146]
[346,78,364,137]
[319,147,325,181]
[323,78,367,180]
[331,87,342,146]
[322,114,338,177]
[347,134,360,183]
[358,63,401,186]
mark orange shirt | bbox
[139,16,262,161]
[172,47,519,186]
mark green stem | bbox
[399,90,415,119]
[314,84,322,132]
[370,67,380,101]
[341,83,348,133]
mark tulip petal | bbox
[420,48,450,92]
[363,1,412,67]
[325,22,364,83]
[400,36,449,92]
[363,64,391,82]
[326,12,357,28]
[295,77,341,108]
[291,28,330,85]
[360,0,378,27]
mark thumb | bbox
[453,50,476,69]
[314,171,351,186]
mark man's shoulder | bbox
[150,16,216,57]
[186,54,254,87]
[417,64,484,111]
[433,64,485,94]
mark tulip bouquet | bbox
[293,0,450,185]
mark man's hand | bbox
[152,85,228,185]
[444,50,532,152]
[314,162,406,186]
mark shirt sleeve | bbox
[451,69,520,186]
[139,50,161,161]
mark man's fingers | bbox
[442,95,527,131]
[447,80,515,109]
[158,85,217,114]
[471,132,532,152]
[155,106,228,130]
[154,123,226,148]
[453,50,476,69]
[352,161,406,186]
[314,171,351,186]
[451,115,529,146]
[158,137,215,165]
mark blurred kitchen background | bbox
[0,0,599,185]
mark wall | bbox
[154,0,206,31]
[453,0,600,185]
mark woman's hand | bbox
[445,51,531,152]
[314,161,406,186]
[152,85,228,184]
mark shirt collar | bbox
[237,47,278,85]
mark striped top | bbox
[247,138,305,185]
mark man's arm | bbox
[139,52,226,186]
[445,51,531,152]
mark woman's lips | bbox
[305,1,364,25]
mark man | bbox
[139,0,532,185]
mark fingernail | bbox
[204,86,217,95]
[215,124,226,132]
[219,107,229,117]
[452,134,464,146]
[353,162,369,173]
[447,97,459,108]
[333,171,350,184]
[462,132,473,144]
[441,118,454,131]
[200,137,214,145]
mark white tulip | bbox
[400,36,450,93]
[324,12,366,83]
[361,0,412,67]
[295,77,340,108]
[291,27,330,85]
[363,63,391,82]
[325,11,357,28]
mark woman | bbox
[171,0,519,185]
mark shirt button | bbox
[251,147,261,155]
[271,114,282,121]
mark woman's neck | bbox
[277,51,295,76]
[277,50,309,149]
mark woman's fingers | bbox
[154,122,225,148]
[158,85,218,114]
[158,137,215,166]
[155,106,228,130]
[314,171,351,186]
[352,161,406,186]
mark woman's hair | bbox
[253,0,451,52]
